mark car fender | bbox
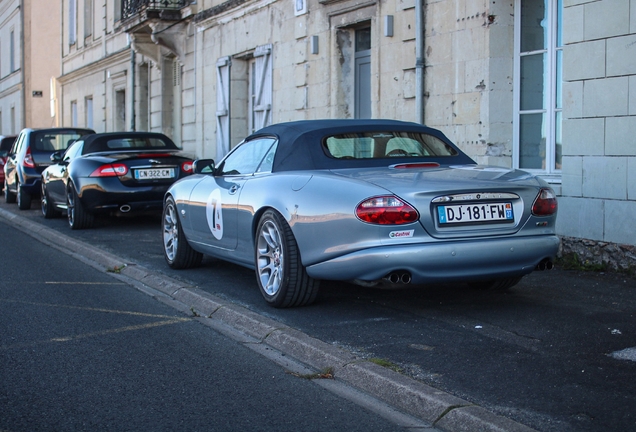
[240,172,432,268]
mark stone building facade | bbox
[14,0,636,266]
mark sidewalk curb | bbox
[1,207,537,432]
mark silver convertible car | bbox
[163,119,558,308]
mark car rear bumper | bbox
[305,235,560,284]
[77,180,169,213]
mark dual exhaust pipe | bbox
[535,258,554,271]
[384,272,412,285]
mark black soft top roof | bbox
[247,119,475,172]
[80,132,179,155]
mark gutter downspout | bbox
[415,0,425,125]
[20,1,26,130]
[131,48,136,131]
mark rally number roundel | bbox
[206,189,224,240]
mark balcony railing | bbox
[122,0,189,20]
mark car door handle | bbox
[229,185,240,195]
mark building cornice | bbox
[57,49,131,85]
[192,0,278,30]
[0,82,22,100]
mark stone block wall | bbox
[559,0,636,249]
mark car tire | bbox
[17,181,32,210]
[468,276,522,291]
[4,179,16,203]
[41,182,60,219]
[162,195,203,269]
[255,209,319,308]
[67,184,94,230]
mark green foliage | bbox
[369,358,403,373]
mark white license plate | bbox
[134,168,175,180]
[437,202,513,224]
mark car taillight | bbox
[90,163,129,177]
[392,162,440,169]
[181,160,194,173]
[356,196,419,225]
[23,148,35,168]
[532,188,558,216]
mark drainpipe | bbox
[130,48,136,131]
[415,0,425,124]
[20,1,26,130]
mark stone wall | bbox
[559,236,636,274]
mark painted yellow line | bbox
[45,281,127,285]
[50,318,191,342]
[1,318,191,351]
[0,298,187,319]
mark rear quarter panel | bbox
[237,171,432,268]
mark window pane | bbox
[520,0,547,52]
[520,53,546,111]
[556,0,563,47]
[555,49,562,109]
[220,138,276,175]
[355,28,371,52]
[554,111,562,170]
[519,113,546,169]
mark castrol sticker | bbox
[206,189,224,240]
[389,230,414,239]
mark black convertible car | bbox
[41,132,194,229]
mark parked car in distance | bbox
[0,135,17,190]
[162,119,559,308]
[4,128,95,209]
[41,131,195,230]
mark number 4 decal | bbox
[206,189,224,240]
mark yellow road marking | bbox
[50,318,191,342]
[1,318,190,351]
[0,298,186,319]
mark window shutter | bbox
[253,44,272,130]
[216,57,231,161]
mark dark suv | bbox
[4,128,95,209]
[0,135,17,190]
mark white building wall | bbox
[559,0,636,246]
[0,0,22,135]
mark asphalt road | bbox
[0,218,434,432]
[2,202,636,432]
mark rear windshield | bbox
[83,136,177,154]
[33,131,86,152]
[0,138,15,155]
[323,131,458,159]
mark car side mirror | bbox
[50,151,64,163]
[193,159,215,174]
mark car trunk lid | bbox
[87,150,193,187]
[332,164,545,239]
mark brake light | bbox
[532,188,558,216]
[23,147,35,168]
[356,196,419,225]
[90,163,129,177]
[392,162,440,169]
[181,160,194,173]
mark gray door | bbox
[355,27,371,119]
